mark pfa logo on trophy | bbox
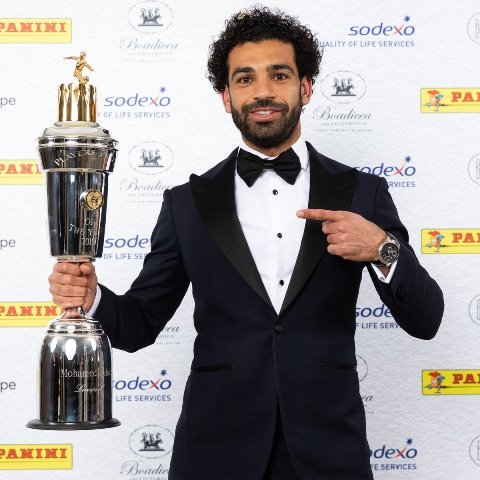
[27,52,120,430]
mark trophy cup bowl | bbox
[27,54,120,430]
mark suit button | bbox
[274,324,284,334]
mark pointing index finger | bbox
[296,209,343,222]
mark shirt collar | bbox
[237,135,309,171]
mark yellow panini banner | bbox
[423,370,480,395]
[0,303,60,327]
[421,88,480,113]
[0,161,43,185]
[0,19,71,43]
[421,229,480,254]
[0,444,72,470]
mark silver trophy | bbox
[27,52,120,430]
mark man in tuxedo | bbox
[49,6,444,480]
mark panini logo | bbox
[0,303,60,327]
[423,370,480,395]
[422,229,480,254]
[0,161,42,185]
[0,444,72,470]
[421,88,480,113]
[0,19,71,43]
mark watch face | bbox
[381,243,399,263]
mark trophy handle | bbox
[62,306,89,320]
[56,259,93,321]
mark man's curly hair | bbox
[207,5,322,93]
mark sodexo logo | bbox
[114,370,172,403]
[370,438,418,472]
[104,236,150,250]
[129,142,174,175]
[103,234,151,261]
[349,16,415,37]
[371,438,418,459]
[320,71,366,104]
[356,304,401,331]
[356,304,392,319]
[355,156,416,189]
[128,1,173,34]
[99,87,171,120]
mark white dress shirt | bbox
[235,136,396,314]
[235,137,310,313]
[89,137,395,316]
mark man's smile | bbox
[249,108,282,121]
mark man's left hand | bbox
[297,209,386,262]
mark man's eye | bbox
[274,73,288,80]
[238,76,252,84]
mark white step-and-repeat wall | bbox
[1,0,479,478]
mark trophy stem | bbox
[62,306,89,320]
[56,259,92,320]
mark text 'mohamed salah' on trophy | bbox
[27,52,120,430]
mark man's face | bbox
[221,39,312,151]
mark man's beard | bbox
[230,96,302,149]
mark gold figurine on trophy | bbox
[64,51,93,85]
[58,51,96,123]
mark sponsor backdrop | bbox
[0,0,478,478]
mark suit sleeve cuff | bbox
[86,285,102,317]
[370,260,398,284]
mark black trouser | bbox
[263,407,299,480]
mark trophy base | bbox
[26,418,121,430]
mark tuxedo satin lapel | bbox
[190,152,273,310]
[279,149,358,316]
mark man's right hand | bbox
[48,263,98,312]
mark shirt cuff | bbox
[370,260,398,283]
[87,285,102,317]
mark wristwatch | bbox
[372,232,400,267]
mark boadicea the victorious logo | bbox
[356,355,368,382]
[129,425,174,458]
[128,1,173,34]
[467,12,480,45]
[321,71,366,104]
[129,142,174,175]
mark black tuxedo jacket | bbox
[96,143,443,480]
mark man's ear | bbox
[300,76,313,106]
[221,87,232,113]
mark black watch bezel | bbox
[373,233,400,267]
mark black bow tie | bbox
[236,148,301,187]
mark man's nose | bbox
[253,75,275,100]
